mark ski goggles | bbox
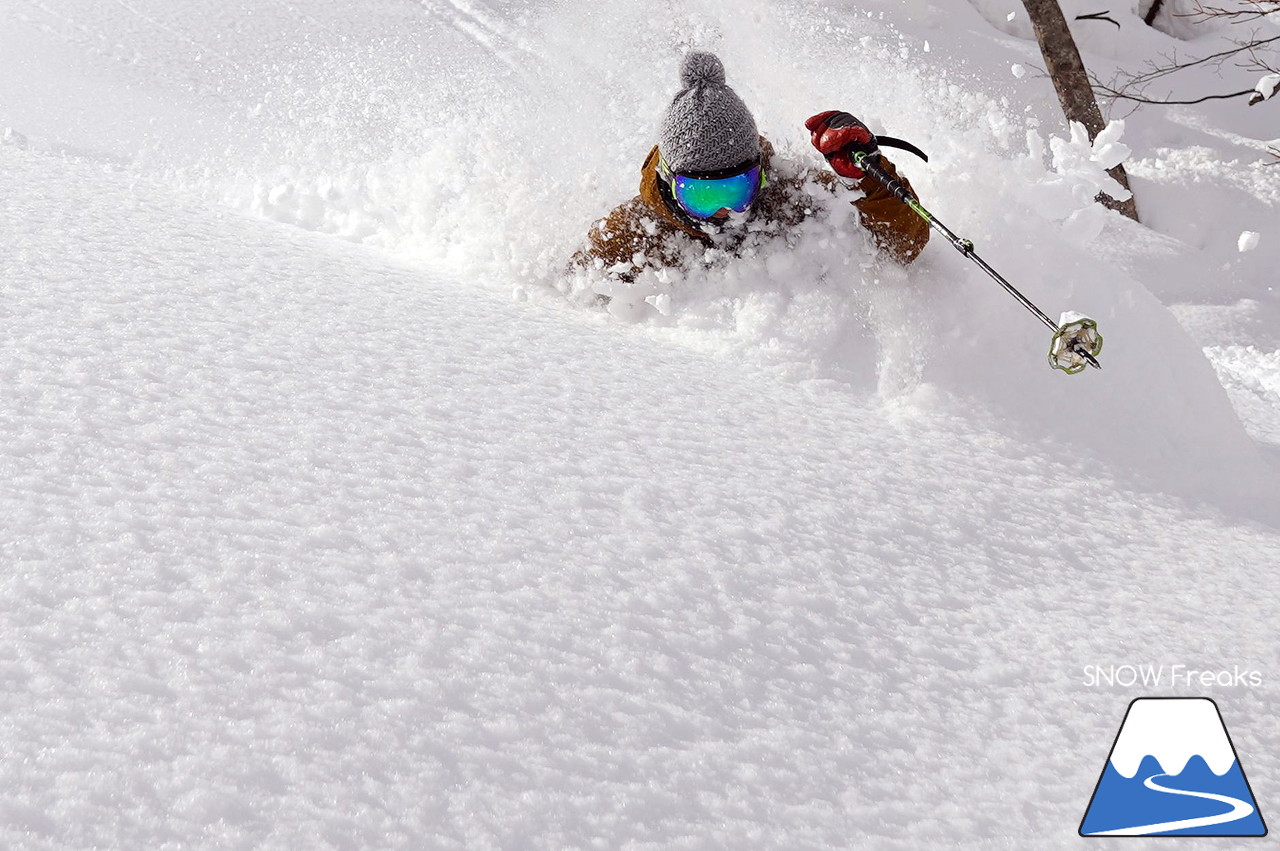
[661,159,764,220]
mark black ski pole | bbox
[854,151,1103,373]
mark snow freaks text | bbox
[1083,665,1263,689]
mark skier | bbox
[570,51,930,287]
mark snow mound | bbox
[134,0,1278,515]
[7,142,1280,851]
[1203,345,1280,446]
[8,0,1272,514]
[5,2,1280,848]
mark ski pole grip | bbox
[855,152,916,204]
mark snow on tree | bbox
[1020,0,1141,221]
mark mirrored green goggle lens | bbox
[672,166,762,219]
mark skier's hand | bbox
[806,110,878,180]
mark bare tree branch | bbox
[1092,81,1256,104]
[1108,3,1279,109]
[1178,1,1280,23]
[1076,11,1122,28]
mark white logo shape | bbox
[1080,698,1267,837]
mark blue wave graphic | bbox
[1081,754,1266,836]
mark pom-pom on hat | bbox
[658,51,760,174]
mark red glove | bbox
[806,110,879,180]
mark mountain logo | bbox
[1080,697,1267,837]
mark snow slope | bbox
[7,138,1280,851]
[2,0,1279,848]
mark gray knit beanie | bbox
[658,52,760,174]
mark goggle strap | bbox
[657,155,674,183]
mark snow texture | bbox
[2,0,1279,848]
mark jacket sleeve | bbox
[570,194,698,284]
[569,197,654,283]
[850,156,930,265]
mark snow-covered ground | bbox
[2,1,1278,848]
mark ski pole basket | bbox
[1049,316,1103,375]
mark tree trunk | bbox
[1142,0,1165,27]
[1021,0,1141,221]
